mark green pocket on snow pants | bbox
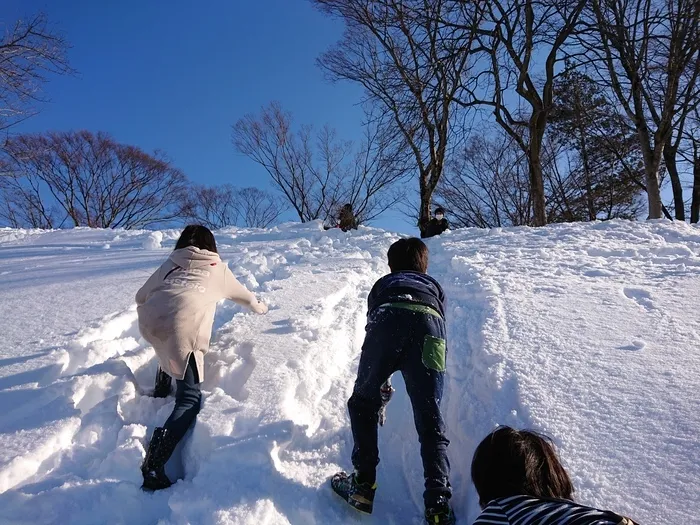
[422,335,446,372]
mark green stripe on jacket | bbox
[382,302,442,319]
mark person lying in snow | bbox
[331,237,454,524]
[337,203,358,232]
[471,426,639,525]
[421,207,449,239]
[135,224,267,491]
[324,203,359,232]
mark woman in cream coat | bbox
[136,225,267,490]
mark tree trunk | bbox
[639,141,664,219]
[691,148,700,224]
[631,175,674,220]
[630,89,664,219]
[418,175,433,236]
[663,143,685,220]
[573,81,596,221]
[529,135,547,227]
[579,129,596,221]
[644,163,664,219]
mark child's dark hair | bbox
[471,426,574,508]
[174,224,218,253]
[387,237,428,273]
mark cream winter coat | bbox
[136,247,266,381]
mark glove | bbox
[251,300,268,314]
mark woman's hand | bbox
[252,300,268,314]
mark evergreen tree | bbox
[549,70,645,221]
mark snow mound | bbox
[0,219,698,524]
[142,231,164,250]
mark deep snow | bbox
[0,220,698,524]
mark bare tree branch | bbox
[0,13,73,131]
[236,187,286,228]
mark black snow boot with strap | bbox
[141,427,177,491]
[425,496,456,525]
[331,471,377,514]
[153,366,172,398]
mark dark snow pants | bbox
[163,353,201,445]
[348,304,451,506]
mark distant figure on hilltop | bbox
[421,207,449,239]
[471,426,639,525]
[338,203,358,232]
[135,225,268,491]
[323,203,359,232]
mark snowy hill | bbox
[0,220,699,524]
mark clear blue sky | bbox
[4,0,412,232]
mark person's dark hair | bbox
[174,224,218,253]
[471,426,574,508]
[387,237,428,273]
[434,207,445,215]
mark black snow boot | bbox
[331,471,377,514]
[425,496,456,525]
[141,427,177,491]
[153,366,172,398]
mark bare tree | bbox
[0,13,72,131]
[662,0,700,220]
[0,131,187,229]
[179,184,241,229]
[583,0,700,219]
[234,102,342,222]
[438,133,532,227]
[441,102,644,229]
[453,0,587,227]
[233,102,406,225]
[690,133,700,224]
[236,187,286,228]
[680,106,700,223]
[0,170,59,228]
[181,184,285,229]
[314,0,480,235]
[344,112,410,223]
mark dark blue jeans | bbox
[348,307,451,506]
[163,353,201,444]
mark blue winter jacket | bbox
[367,271,446,319]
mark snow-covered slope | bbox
[0,221,698,524]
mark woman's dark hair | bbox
[434,207,445,215]
[471,426,574,508]
[387,237,428,273]
[174,224,217,253]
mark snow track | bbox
[1,221,699,524]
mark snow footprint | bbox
[617,339,646,352]
[60,308,141,376]
[211,342,257,402]
[622,287,656,312]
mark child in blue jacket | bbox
[332,237,454,524]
